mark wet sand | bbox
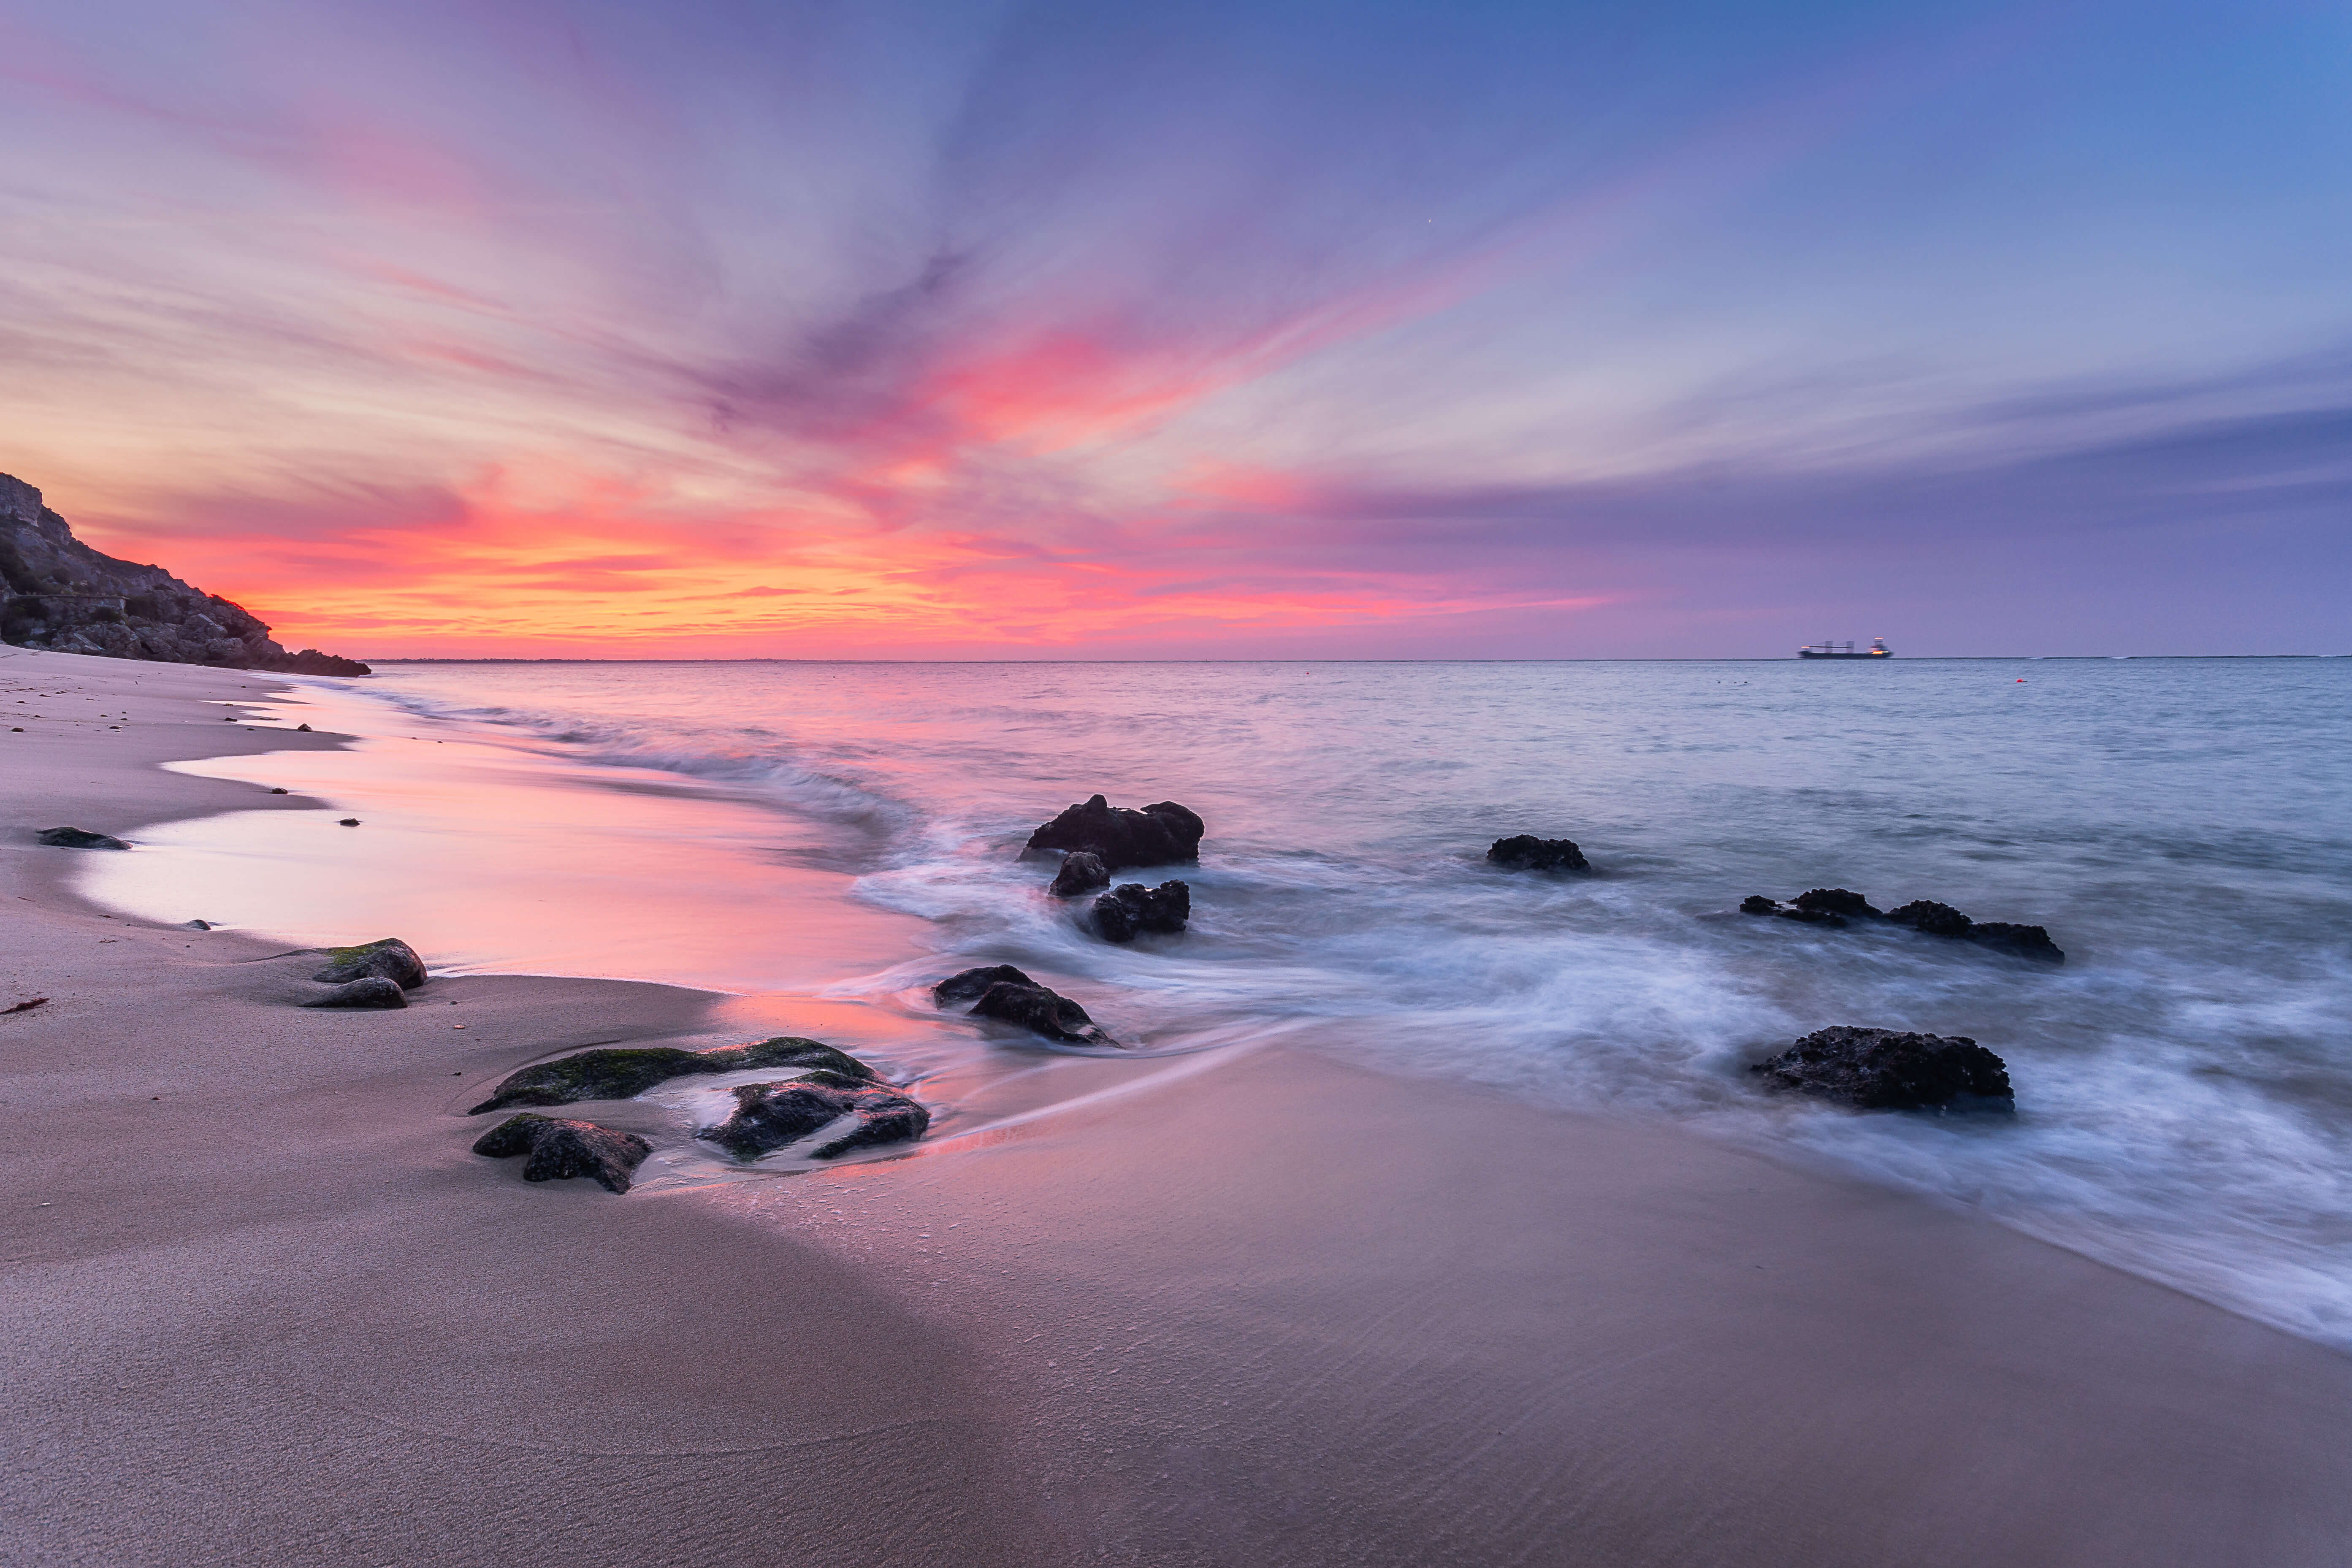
[6,645,2351,1567]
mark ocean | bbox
[80,658,2352,1346]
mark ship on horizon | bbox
[1796,638,1891,659]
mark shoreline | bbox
[8,645,2352,1565]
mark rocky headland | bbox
[1,471,369,674]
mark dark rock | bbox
[1961,920,2066,962]
[472,1113,652,1193]
[1,470,369,673]
[931,964,1040,1006]
[38,826,129,850]
[1740,895,1847,926]
[1049,850,1111,897]
[469,1036,877,1114]
[1487,835,1591,872]
[1792,888,1880,918]
[312,937,428,990]
[1884,899,1974,939]
[338,818,361,827]
[1886,901,2065,963]
[269,787,288,794]
[303,976,408,1009]
[1751,1025,2014,1112]
[1093,880,1190,942]
[182,919,212,930]
[969,980,1116,1046]
[296,723,312,731]
[696,1071,929,1161]
[1025,794,1203,870]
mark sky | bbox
[1,0,2346,658]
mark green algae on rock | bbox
[311,937,428,990]
[468,1036,879,1114]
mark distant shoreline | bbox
[353,652,2346,664]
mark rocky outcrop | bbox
[1741,888,2064,961]
[1093,880,1190,942]
[1049,850,1111,897]
[303,976,408,1009]
[1488,835,1591,872]
[1885,901,2065,962]
[932,965,1117,1046]
[469,1037,878,1114]
[1,471,368,674]
[472,1113,653,1193]
[1751,1026,2014,1112]
[696,1071,929,1161]
[312,937,427,990]
[37,826,129,849]
[1026,795,1204,870]
[1740,888,1871,926]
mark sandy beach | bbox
[7,645,2352,1568]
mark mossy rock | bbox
[469,1036,879,1114]
[312,937,427,989]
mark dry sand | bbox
[5,645,2349,1568]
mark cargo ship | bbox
[1797,638,1891,659]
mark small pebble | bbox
[338,818,360,826]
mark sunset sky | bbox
[2,0,2346,657]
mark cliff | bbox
[0,473,369,676]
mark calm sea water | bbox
[95,658,2352,1344]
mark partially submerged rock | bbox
[472,1113,652,1193]
[969,979,1117,1045]
[1026,794,1204,870]
[469,1036,878,1114]
[1886,900,2065,962]
[1488,835,1590,872]
[1752,1026,2014,1113]
[696,1070,929,1161]
[932,966,1117,1046]
[1740,892,1857,926]
[303,976,407,1009]
[37,827,128,850]
[931,964,1040,1006]
[1048,850,1111,898]
[1741,890,2064,962]
[1790,888,1879,919]
[1093,880,1190,943]
[312,937,428,990]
